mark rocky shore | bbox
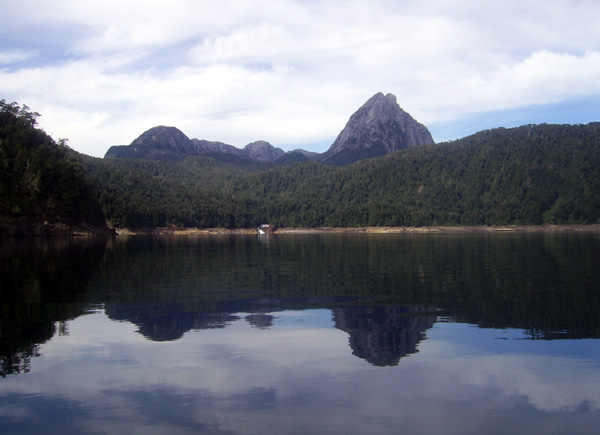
[3,218,599,237]
[111,224,600,236]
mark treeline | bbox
[2,100,600,229]
[85,122,600,228]
[0,101,104,225]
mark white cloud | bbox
[0,49,35,64]
[1,0,600,155]
[4,311,600,433]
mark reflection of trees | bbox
[3,233,600,376]
[81,234,600,341]
[1,342,41,377]
[404,233,600,339]
[332,306,435,366]
[0,238,108,376]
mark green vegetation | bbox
[0,100,104,226]
[2,100,600,229]
[87,123,600,228]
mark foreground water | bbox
[1,233,600,434]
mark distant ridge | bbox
[103,92,434,166]
[105,127,285,163]
[320,93,434,165]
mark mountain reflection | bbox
[2,233,600,375]
[332,306,436,366]
[104,303,241,341]
[245,313,275,329]
[104,301,435,366]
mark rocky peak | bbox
[321,92,434,165]
[130,126,194,153]
[105,126,196,161]
[243,141,285,162]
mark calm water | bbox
[1,233,600,434]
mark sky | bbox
[1,0,600,157]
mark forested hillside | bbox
[85,122,600,228]
[0,101,106,234]
[2,100,599,230]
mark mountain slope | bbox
[89,121,600,228]
[321,93,434,165]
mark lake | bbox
[1,233,600,434]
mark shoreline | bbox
[0,216,116,237]
[3,219,599,237]
[113,224,600,236]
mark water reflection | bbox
[1,309,599,434]
[332,306,436,366]
[103,300,436,366]
[0,237,108,376]
[104,303,240,341]
[2,233,600,374]
[1,233,600,433]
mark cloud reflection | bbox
[1,309,600,433]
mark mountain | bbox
[320,93,434,165]
[274,151,310,165]
[8,99,600,233]
[89,121,600,229]
[243,140,285,162]
[105,126,285,163]
[105,126,196,161]
[103,92,433,166]
[191,138,246,157]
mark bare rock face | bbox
[321,93,434,165]
[130,126,195,154]
[192,139,246,158]
[244,140,285,162]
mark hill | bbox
[86,122,600,228]
[0,100,111,235]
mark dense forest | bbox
[0,100,105,230]
[82,123,600,228]
[2,100,600,230]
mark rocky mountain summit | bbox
[244,140,285,162]
[104,92,434,165]
[105,127,285,163]
[105,126,194,161]
[320,93,434,165]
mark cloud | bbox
[0,49,36,65]
[1,0,600,156]
[4,310,600,434]
[418,50,600,121]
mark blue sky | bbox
[1,0,600,157]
